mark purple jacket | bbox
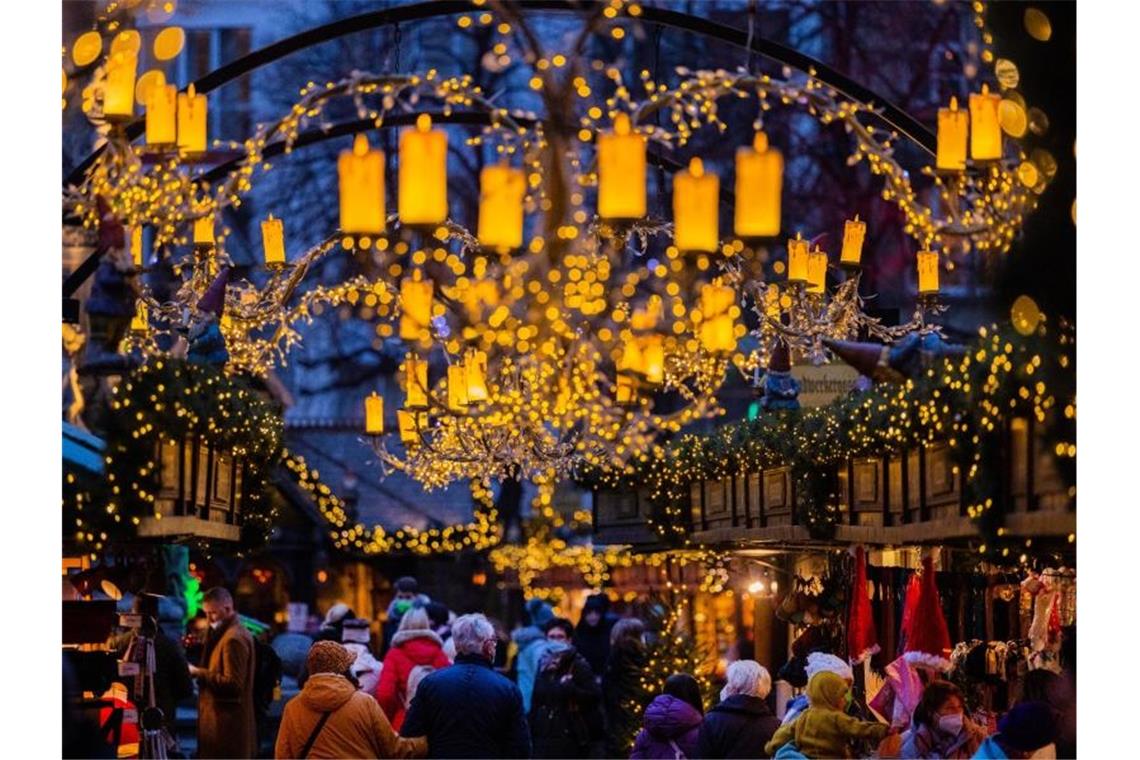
[630,695,703,759]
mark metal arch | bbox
[64,0,935,188]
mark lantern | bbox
[787,233,809,283]
[447,363,469,412]
[806,248,828,294]
[618,333,644,374]
[597,113,646,220]
[840,215,866,267]
[673,158,720,253]
[130,301,147,332]
[969,85,1002,161]
[399,275,433,341]
[700,314,736,354]
[193,214,214,248]
[477,163,526,251]
[261,214,286,266]
[338,134,386,235]
[642,334,665,385]
[177,83,207,154]
[104,48,138,120]
[399,114,448,225]
[129,226,144,267]
[144,73,177,146]
[615,373,637,405]
[917,250,940,295]
[404,353,429,409]
[364,392,384,435]
[734,131,783,238]
[466,349,489,402]
[936,96,968,171]
[397,409,423,446]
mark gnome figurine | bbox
[824,332,967,384]
[186,266,230,366]
[759,339,801,411]
[79,197,140,377]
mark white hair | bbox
[805,652,853,682]
[720,660,772,701]
[451,613,496,656]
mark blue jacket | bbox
[970,736,1010,759]
[401,653,531,758]
[513,626,553,714]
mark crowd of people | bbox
[70,578,1075,759]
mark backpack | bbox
[253,640,282,716]
[403,664,435,709]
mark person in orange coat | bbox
[376,606,451,731]
[275,641,426,759]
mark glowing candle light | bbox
[130,301,147,332]
[597,113,646,220]
[700,281,735,319]
[642,334,665,385]
[399,274,434,341]
[447,363,469,412]
[806,248,828,294]
[700,314,736,353]
[477,163,525,250]
[466,349,489,402]
[144,72,177,146]
[787,232,809,283]
[917,250,940,295]
[618,333,644,374]
[840,215,866,267]
[673,158,720,253]
[616,373,637,405]
[969,84,1002,161]
[193,214,214,247]
[129,226,144,267]
[364,392,384,435]
[261,214,286,266]
[399,114,448,225]
[404,353,429,409]
[734,131,783,238]
[936,97,968,171]
[338,134,386,235]
[177,83,207,154]
[104,49,138,120]
[397,409,422,446]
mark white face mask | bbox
[937,713,964,736]
[210,620,223,630]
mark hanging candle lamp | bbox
[734,131,783,238]
[673,157,720,253]
[176,83,207,154]
[144,72,177,146]
[917,250,940,295]
[338,134,386,235]
[399,114,448,225]
[969,85,1002,161]
[261,214,286,266]
[399,274,434,341]
[936,97,968,171]
[787,232,809,283]
[597,113,646,220]
[477,163,526,251]
[364,392,384,435]
[404,353,429,409]
[840,215,866,268]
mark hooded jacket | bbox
[574,595,617,675]
[696,694,781,759]
[513,600,555,714]
[631,695,704,759]
[764,672,888,759]
[274,673,425,759]
[376,629,451,731]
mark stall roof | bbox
[63,421,104,475]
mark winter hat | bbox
[322,602,354,628]
[307,640,357,676]
[846,546,880,665]
[426,602,450,630]
[394,576,419,594]
[901,556,953,672]
[583,593,610,614]
[340,618,371,645]
[997,701,1056,753]
[805,651,853,683]
[525,598,555,627]
[196,266,230,317]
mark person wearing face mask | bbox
[382,577,427,655]
[891,681,986,759]
[764,671,888,758]
[399,613,531,758]
[188,587,256,759]
[528,618,603,758]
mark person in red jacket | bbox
[376,606,450,731]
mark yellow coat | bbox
[764,672,888,759]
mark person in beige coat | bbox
[189,587,256,759]
[275,641,426,759]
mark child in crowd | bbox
[765,671,889,758]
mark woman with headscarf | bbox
[764,671,888,758]
[892,681,986,759]
[696,660,780,758]
[275,641,426,759]
[630,673,705,759]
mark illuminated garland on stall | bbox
[586,312,1075,553]
[62,360,284,557]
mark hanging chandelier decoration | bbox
[64,1,1047,490]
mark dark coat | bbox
[401,652,531,758]
[696,694,782,759]
[197,616,256,759]
[630,695,703,759]
[602,638,647,757]
[528,646,602,759]
[573,614,618,676]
